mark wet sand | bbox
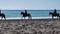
[0,19,60,34]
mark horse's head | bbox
[49,12,53,15]
[21,12,24,15]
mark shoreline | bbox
[0,18,59,21]
[0,17,58,20]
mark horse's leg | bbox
[28,16,32,19]
[28,17,30,19]
[28,17,31,19]
[4,16,6,20]
[28,14,32,19]
[29,16,32,19]
[52,16,54,19]
[21,16,25,19]
[2,15,6,20]
[57,15,60,19]
[21,16,23,19]
[24,17,25,19]
[57,16,59,19]
[58,16,60,20]
[1,16,3,20]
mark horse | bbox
[0,13,6,20]
[49,12,60,19]
[21,12,32,19]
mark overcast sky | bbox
[0,0,60,10]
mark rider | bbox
[25,10,27,15]
[54,9,57,15]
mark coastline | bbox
[0,17,58,20]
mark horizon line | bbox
[0,9,54,10]
[0,8,60,10]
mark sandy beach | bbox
[0,19,60,34]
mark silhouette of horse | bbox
[0,13,6,20]
[21,12,32,19]
[49,12,60,19]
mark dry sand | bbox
[0,19,60,34]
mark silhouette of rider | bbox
[54,9,57,15]
[25,10,27,15]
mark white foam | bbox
[0,17,58,20]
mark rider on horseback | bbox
[21,10,31,19]
[25,10,27,15]
[53,9,57,15]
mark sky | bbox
[0,0,60,10]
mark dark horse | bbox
[21,12,31,19]
[49,12,60,19]
[0,13,6,20]
[21,12,32,19]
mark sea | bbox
[1,10,60,19]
